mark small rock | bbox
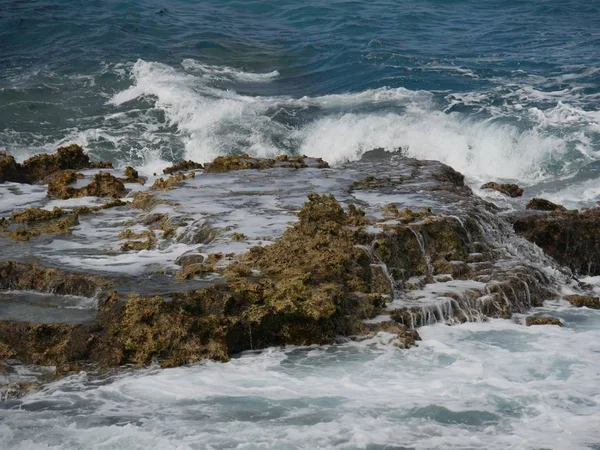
[526,198,566,212]
[163,160,203,175]
[564,294,600,309]
[526,316,563,326]
[481,182,524,197]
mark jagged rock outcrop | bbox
[513,208,600,275]
[0,144,112,184]
[526,198,566,212]
[0,151,576,390]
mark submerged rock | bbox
[481,182,524,197]
[526,198,566,212]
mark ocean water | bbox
[2,1,600,448]
[2,0,600,206]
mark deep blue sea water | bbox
[1,0,600,207]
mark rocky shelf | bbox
[0,145,597,397]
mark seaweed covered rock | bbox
[151,172,195,190]
[205,154,276,173]
[83,172,126,198]
[47,171,126,199]
[0,262,110,297]
[204,154,329,173]
[121,166,145,184]
[526,316,563,326]
[481,182,524,197]
[513,208,600,275]
[22,144,112,183]
[2,201,125,241]
[526,198,566,212]
[163,160,204,174]
[564,294,600,309]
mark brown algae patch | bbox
[163,160,204,175]
[47,171,126,199]
[151,172,195,190]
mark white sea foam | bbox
[106,59,598,188]
[1,304,598,449]
[181,59,280,82]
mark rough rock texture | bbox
[526,198,566,212]
[47,171,126,199]
[0,152,575,389]
[122,166,145,184]
[526,316,563,326]
[1,201,126,241]
[481,182,524,197]
[0,144,113,184]
[204,154,329,173]
[564,294,600,309]
[0,262,110,297]
[513,208,600,275]
[0,152,26,183]
[163,160,204,174]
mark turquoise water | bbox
[2,0,600,204]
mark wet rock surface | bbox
[513,208,600,275]
[526,316,563,326]
[564,294,600,309]
[0,146,585,390]
[481,182,524,197]
[526,198,567,212]
[0,144,112,184]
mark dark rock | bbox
[481,182,523,197]
[526,198,566,212]
[513,208,600,275]
[0,152,26,183]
